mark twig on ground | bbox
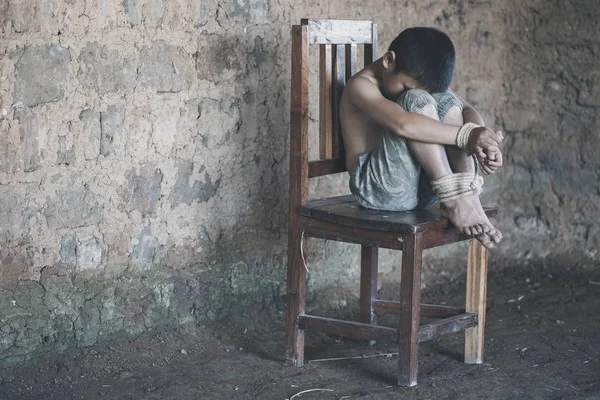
[589,279,600,286]
[288,388,334,399]
[308,353,398,363]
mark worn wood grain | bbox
[422,226,470,249]
[360,245,378,326]
[302,218,405,250]
[308,158,345,178]
[398,233,422,387]
[319,44,333,159]
[364,23,378,64]
[418,313,478,343]
[300,195,355,215]
[345,43,358,82]
[373,300,465,319]
[301,19,373,45]
[465,239,488,364]
[285,24,309,367]
[332,44,346,172]
[302,199,498,234]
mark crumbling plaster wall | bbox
[0,0,598,364]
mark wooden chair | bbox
[286,19,495,387]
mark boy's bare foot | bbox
[439,195,502,249]
[472,195,503,245]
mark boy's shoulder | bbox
[344,72,382,103]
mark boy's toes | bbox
[476,233,495,249]
[490,229,503,243]
[464,224,492,237]
[482,223,494,234]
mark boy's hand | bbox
[467,127,503,159]
[479,148,503,175]
[467,128,504,174]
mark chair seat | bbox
[301,195,498,235]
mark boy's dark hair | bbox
[388,27,455,93]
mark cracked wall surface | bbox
[0,0,598,365]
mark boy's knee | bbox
[431,91,463,120]
[399,89,437,115]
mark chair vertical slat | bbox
[319,45,333,159]
[364,23,378,65]
[332,44,346,167]
[345,43,358,82]
[289,25,309,205]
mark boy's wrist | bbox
[455,123,481,153]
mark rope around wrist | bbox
[455,122,481,154]
[431,171,484,203]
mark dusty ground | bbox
[1,259,599,400]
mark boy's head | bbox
[381,27,455,98]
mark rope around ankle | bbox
[431,171,484,203]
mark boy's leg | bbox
[399,90,498,247]
[433,92,502,245]
[433,91,476,173]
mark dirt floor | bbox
[1,259,599,400]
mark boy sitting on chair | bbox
[340,27,503,249]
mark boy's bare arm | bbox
[347,77,459,145]
[346,77,502,154]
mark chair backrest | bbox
[289,19,378,207]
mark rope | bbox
[431,171,483,203]
[455,122,481,154]
[452,122,486,200]
[300,230,309,272]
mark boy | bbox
[340,27,503,248]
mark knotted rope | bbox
[455,122,480,153]
[431,172,484,203]
[432,122,486,202]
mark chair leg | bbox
[398,233,423,387]
[285,227,307,366]
[360,245,378,326]
[465,239,488,364]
